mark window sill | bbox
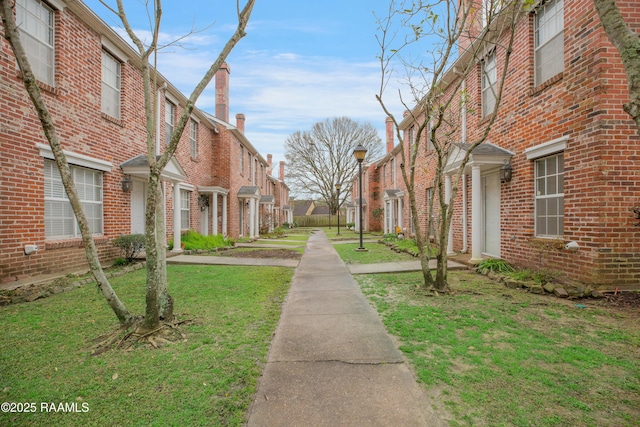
[528,72,563,97]
[529,237,565,251]
[15,70,60,96]
[101,112,124,127]
[45,235,109,250]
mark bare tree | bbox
[284,117,383,215]
[0,0,255,333]
[376,0,529,292]
[594,0,640,134]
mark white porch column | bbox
[172,183,182,252]
[222,194,227,236]
[383,201,388,234]
[397,198,403,233]
[471,165,483,261]
[254,200,260,237]
[269,205,274,232]
[212,193,218,235]
[248,199,255,237]
[445,174,454,255]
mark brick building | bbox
[384,0,640,289]
[0,0,288,284]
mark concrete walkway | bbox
[167,254,299,268]
[348,258,466,275]
[245,230,445,426]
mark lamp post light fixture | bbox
[353,144,368,251]
[335,182,342,236]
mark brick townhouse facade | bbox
[0,0,289,284]
[383,0,640,289]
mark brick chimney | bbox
[386,117,394,154]
[215,63,230,122]
[267,154,273,175]
[279,161,285,181]
[236,113,245,134]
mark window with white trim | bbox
[482,52,497,117]
[44,160,103,238]
[409,125,415,160]
[16,0,54,86]
[165,100,175,146]
[190,120,198,158]
[535,0,564,86]
[101,50,121,119]
[535,152,564,237]
[180,189,190,230]
[391,158,396,188]
[240,145,244,175]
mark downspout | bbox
[462,173,468,253]
[461,80,468,253]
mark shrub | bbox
[180,230,233,251]
[476,258,515,275]
[112,234,145,263]
[112,257,128,267]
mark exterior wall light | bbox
[121,175,133,192]
[500,160,512,183]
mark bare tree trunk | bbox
[143,174,162,330]
[0,0,132,325]
[594,0,640,134]
[377,1,524,293]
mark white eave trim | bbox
[101,36,129,63]
[524,136,568,160]
[37,143,113,172]
[198,186,229,195]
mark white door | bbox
[131,180,146,234]
[483,172,501,257]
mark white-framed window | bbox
[16,0,54,86]
[391,158,396,188]
[409,125,415,160]
[44,160,103,238]
[165,100,175,146]
[535,153,564,237]
[535,0,564,86]
[180,189,190,230]
[482,0,506,27]
[240,145,245,175]
[101,50,121,119]
[482,52,497,117]
[190,120,198,158]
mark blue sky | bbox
[83,0,407,166]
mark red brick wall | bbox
[0,3,265,282]
[393,0,640,288]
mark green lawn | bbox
[355,270,640,426]
[0,265,293,426]
[333,242,418,264]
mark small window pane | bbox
[17,0,54,86]
[535,0,564,86]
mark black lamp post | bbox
[335,182,342,236]
[353,144,367,251]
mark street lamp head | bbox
[335,182,342,191]
[353,144,367,163]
